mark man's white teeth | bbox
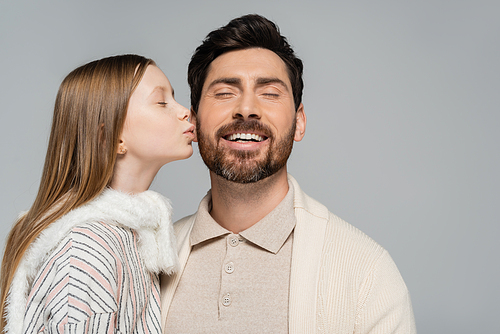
[228,133,264,142]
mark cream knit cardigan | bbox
[161,175,416,333]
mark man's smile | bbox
[224,132,266,143]
[220,131,270,151]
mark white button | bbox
[222,293,231,306]
[229,236,239,247]
[225,262,235,274]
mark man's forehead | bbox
[204,48,291,87]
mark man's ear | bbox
[294,103,306,142]
[190,107,198,142]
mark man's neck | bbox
[209,168,290,234]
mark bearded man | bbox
[161,14,416,333]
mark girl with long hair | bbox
[0,54,194,333]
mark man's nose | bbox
[232,93,261,120]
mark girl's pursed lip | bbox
[184,125,195,134]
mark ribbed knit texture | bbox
[162,175,416,333]
[313,213,415,333]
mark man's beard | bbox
[197,119,296,184]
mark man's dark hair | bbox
[188,14,304,113]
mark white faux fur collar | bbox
[5,188,179,334]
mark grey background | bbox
[1,0,498,332]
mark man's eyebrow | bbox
[206,77,241,90]
[256,77,289,91]
[206,77,289,91]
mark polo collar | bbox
[190,181,296,254]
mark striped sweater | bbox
[5,189,179,334]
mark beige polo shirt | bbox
[164,186,296,333]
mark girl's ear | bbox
[117,139,127,155]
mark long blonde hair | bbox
[0,54,154,329]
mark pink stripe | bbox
[58,319,66,334]
[74,225,123,300]
[68,295,92,315]
[46,275,69,303]
[101,223,137,329]
[108,313,116,334]
[71,257,114,295]
[67,296,91,334]
[131,230,149,333]
[151,272,160,305]
[29,241,72,294]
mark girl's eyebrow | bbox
[148,86,175,98]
